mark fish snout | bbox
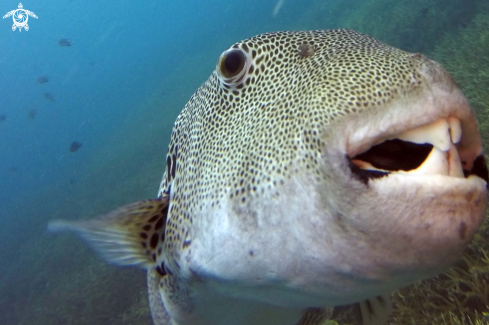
[316,54,488,289]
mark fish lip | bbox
[337,80,486,184]
[340,59,482,163]
[345,110,482,160]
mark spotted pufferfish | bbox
[49,29,489,325]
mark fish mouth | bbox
[347,117,489,185]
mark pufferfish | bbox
[49,29,489,325]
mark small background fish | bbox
[58,38,72,47]
[44,92,55,102]
[37,76,50,84]
[69,141,82,152]
[28,109,37,120]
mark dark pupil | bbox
[224,51,244,76]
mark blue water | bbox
[0,0,487,324]
[0,0,321,239]
[0,0,332,204]
[0,0,306,203]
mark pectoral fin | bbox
[296,307,333,325]
[48,196,169,268]
[147,268,172,325]
[331,294,392,325]
[358,295,392,325]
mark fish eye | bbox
[219,49,245,78]
[217,49,249,86]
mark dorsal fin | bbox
[48,196,169,268]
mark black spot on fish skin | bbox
[154,217,165,231]
[166,155,172,182]
[241,43,249,53]
[458,221,467,240]
[148,214,160,223]
[161,206,168,215]
[143,225,151,231]
[150,233,159,249]
[156,265,166,276]
[183,239,192,248]
[164,264,173,276]
[171,153,177,179]
[140,232,148,239]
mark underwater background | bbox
[0,0,488,324]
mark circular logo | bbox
[13,9,28,28]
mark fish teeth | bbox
[448,116,462,144]
[390,117,461,152]
[403,144,464,178]
[352,117,465,178]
